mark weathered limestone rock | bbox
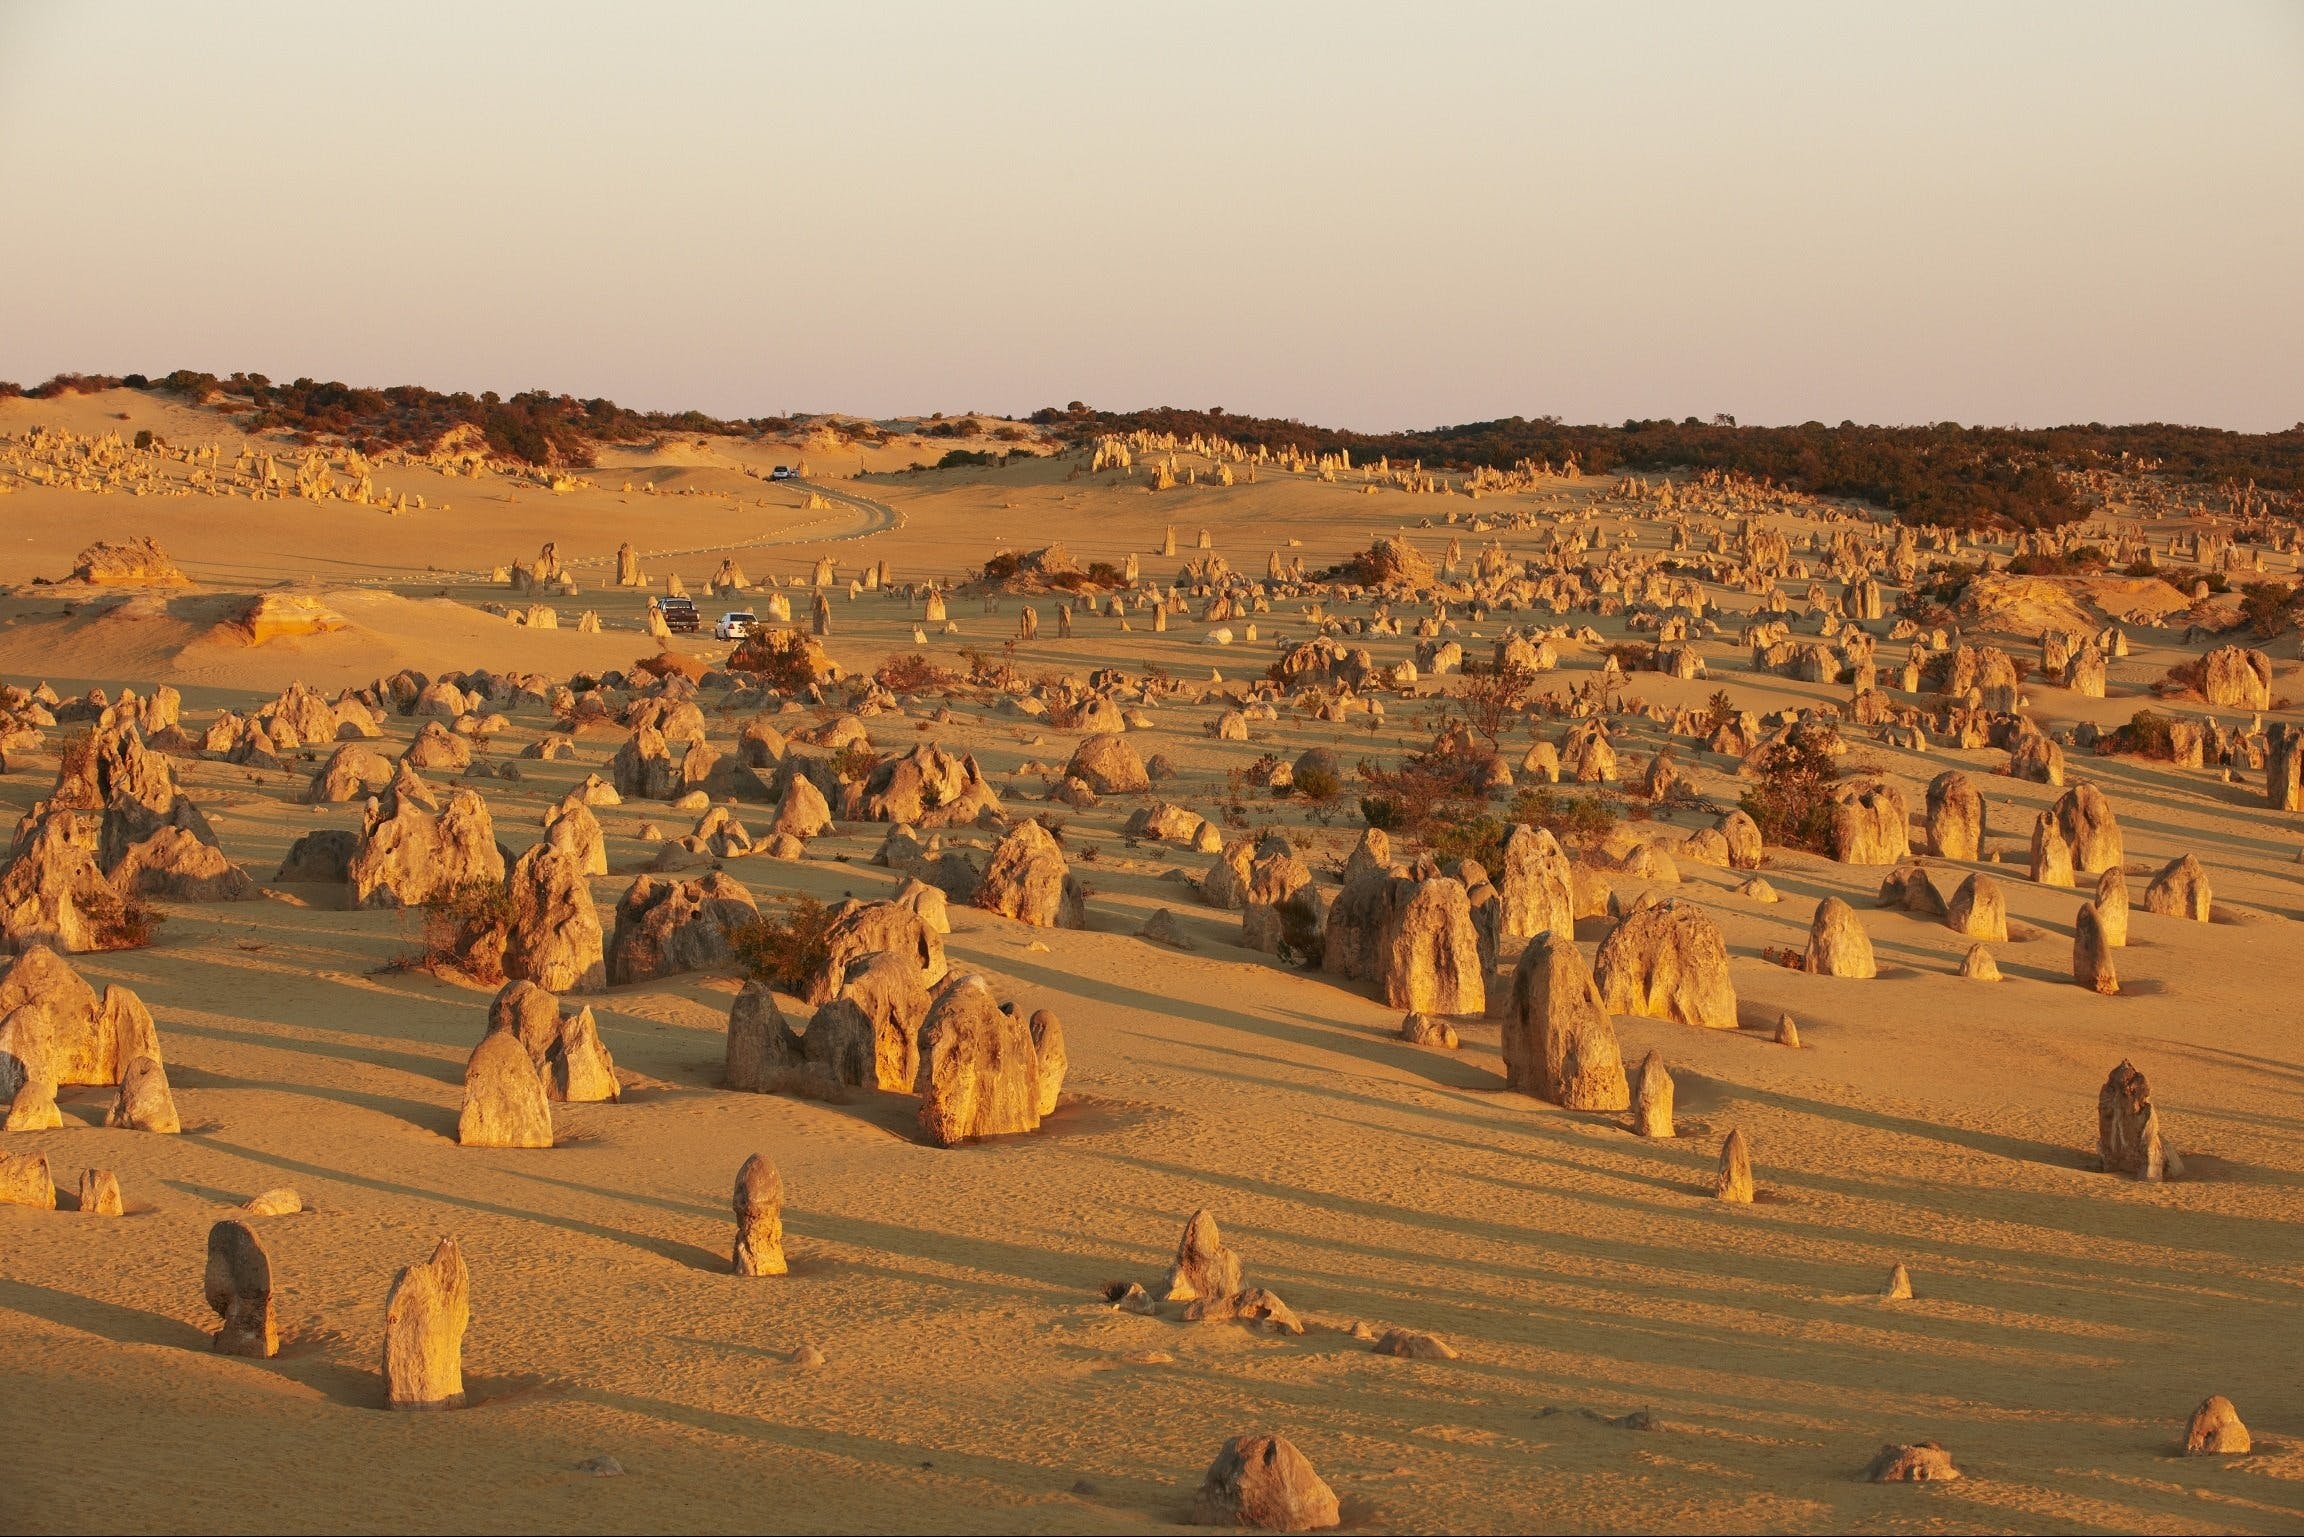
[1503,932,1627,1110]
[860,743,1000,827]
[2029,810,2075,887]
[404,719,471,772]
[305,742,396,804]
[457,1030,552,1148]
[2200,645,2272,710]
[2185,1396,2251,1456]
[0,945,158,1086]
[1878,862,1945,919]
[2094,866,2128,946]
[1399,1012,1459,1048]
[205,1219,278,1357]
[544,798,607,877]
[610,726,677,800]
[383,1238,469,1410]
[1960,943,2001,980]
[1593,901,1737,1029]
[1775,1011,1800,1047]
[2098,1059,2181,1180]
[276,828,358,884]
[1924,771,1984,861]
[2073,901,2118,994]
[1805,897,1875,978]
[769,773,834,841]
[1946,872,2007,942]
[1632,1050,1673,1137]
[606,870,759,983]
[351,787,504,909]
[1185,1286,1303,1334]
[971,820,1085,929]
[1883,1262,1913,1300]
[1719,809,1764,870]
[241,1187,303,1217]
[1867,1442,1961,1482]
[1065,734,1150,794]
[549,1007,618,1103]
[1376,878,1485,1016]
[109,825,257,902]
[486,979,563,1064]
[1028,1008,1066,1118]
[1192,1435,1340,1533]
[1715,1128,1755,1202]
[0,810,133,954]
[2144,854,2211,922]
[0,1149,54,1208]
[723,981,791,1093]
[78,1167,123,1216]
[914,975,1050,1146]
[104,1053,180,1132]
[808,899,946,1002]
[1496,824,1576,954]
[500,843,604,992]
[1321,829,1395,982]
[1373,1328,1458,1360]
[1830,781,1910,866]
[1,1053,60,1131]
[732,1153,787,1277]
[2053,783,2123,875]
[1163,1208,1244,1303]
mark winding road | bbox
[578,480,904,571]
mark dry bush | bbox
[389,879,511,982]
[727,895,836,992]
[874,653,957,692]
[1739,733,1841,854]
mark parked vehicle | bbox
[769,465,796,481]
[714,611,758,641]
[658,596,701,633]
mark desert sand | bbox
[3,388,2303,1534]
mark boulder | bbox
[457,1029,552,1148]
[79,1167,123,1216]
[1804,896,1875,978]
[1399,1012,1459,1048]
[1163,1208,1244,1304]
[548,1007,618,1103]
[606,871,759,984]
[1502,932,1627,1110]
[2029,810,2075,887]
[1866,1442,1961,1483]
[1718,809,1764,870]
[110,825,257,902]
[1191,1435,1340,1532]
[204,1219,278,1357]
[1320,829,1395,982]
[971,820,1085,929]
[2098,1058,2180,1180]
[2052,783,2122,875]
[0,945,157,1086]
[1924,771,1984,861]
[2200,645,2272,710]
[350,788,504,909]
[1065,734,1150,794]
[403,719,471,771]
[2184,1396,2251,1456]
[1946,873,2008,942]
[914,975,1052,1145]
[769,774,834,841]
[1960,943,2001,980]
[807,899,946,1002]
[1028,1008,1066,1118]
[610,726,677,800]
[104,1053,180,1133]
[383,1238,470,1410]
[732,1153,787,1277]
[1593,901,1737,1030]
[500,844,604,992]
[0,810,134,954]
[0,1149,55,1208]
[1495,824,1576,956]
[2144,854,2211,921]
[1830,781,1910,865]
[485,980,563,1065]
[2073,901,2118,994]
[1878,862,1945,919]
[276,828,359,884]
[1375,878,1485,1016]
[1715,1127,1754,1203]
[544,799,608,877]
[305,742,397,804]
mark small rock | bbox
[1109,1281,1155,1315]
[1959,944,2001,981]
[1865,1440,1961,1482]
[1192,1434,1340,1532]
[576,1456,625,1477]
[78,1168,123,1216]
[1715,1128,1754,1203]
[2185,1395,2251,1455]
[1883,1262,1913,1300]
[790,1342,825,1367]
[241,1187,304,1217]
[1373,1328,1457,1359]
[1774,1012,1799,1048]
[1138,907,1193,950]
[1398,1012,1459,1048]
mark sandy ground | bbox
[2,393,2303,1534]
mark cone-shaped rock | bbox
[1715,1128,1754,1202]
[1805,897,1876,978]
[1163,1208,1244,1304]
[2184,1395,2251,1455]
[1593,900,1737,1029]
[457,1029,552,1148]
[2073,901,2118,994]
[383,1238,469,1410]
[1503,931,1627,1110]
[104,1053,180,1132]
[1191,1435,1340,1533]
[1633,1050,1674,1138]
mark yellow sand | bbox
[2,391,2301,1534]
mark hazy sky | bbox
[2,2,2298,430]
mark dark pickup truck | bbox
[658,596,701,633]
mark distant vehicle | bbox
[659,596,700,633]
[769,465,796,481]
[715,611,758,641]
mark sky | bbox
[1,1,2298,431]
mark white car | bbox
[769,465,796,481]
[714,611,757,641]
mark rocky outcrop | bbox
[1064,734,1150,794]
[457,1030,552,1148]
[2052,782,2122,874]
[1496,824,1576,955]
[2029,810,2075,888]
[806,899,946,1003]
[2185,1396,2251,1456]
[1375,878,1485,1016]
[858,743,999,826]
[109,826,257,902]
[205,1219,277,1357]
[500,843,604,992]
[1633,1050,1673,1137]
[1164,1208,1244,1303]
[1593,901,1737,1029]
[2144,854,2211,921]
[1715,1127,1755,1202]
[2098,1058,2180,1180]
[0,811,134,954]
[1320,829,1395,982]
[1503,932,1627,1109]
[1192,1435,1340,1533]
[104,1054,180,1133]
[1946,872,2007,942]
[971,820,1085,929]
[1924,771,1983,861]
[606,871,759,984]
[0,945,156,1086]
[1804,896,1875,978]
[2200,645,2272,710]
[305,742,396,804]
[350,788,504,909]
[914,975,1057,1146]
[1830,781,1910,865]
[383,1239,469,1410]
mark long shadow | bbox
[182,1068,458,1139]
[193,1137,729,1273]
[0,1275,212,1352]
[162,1018,466,1087]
